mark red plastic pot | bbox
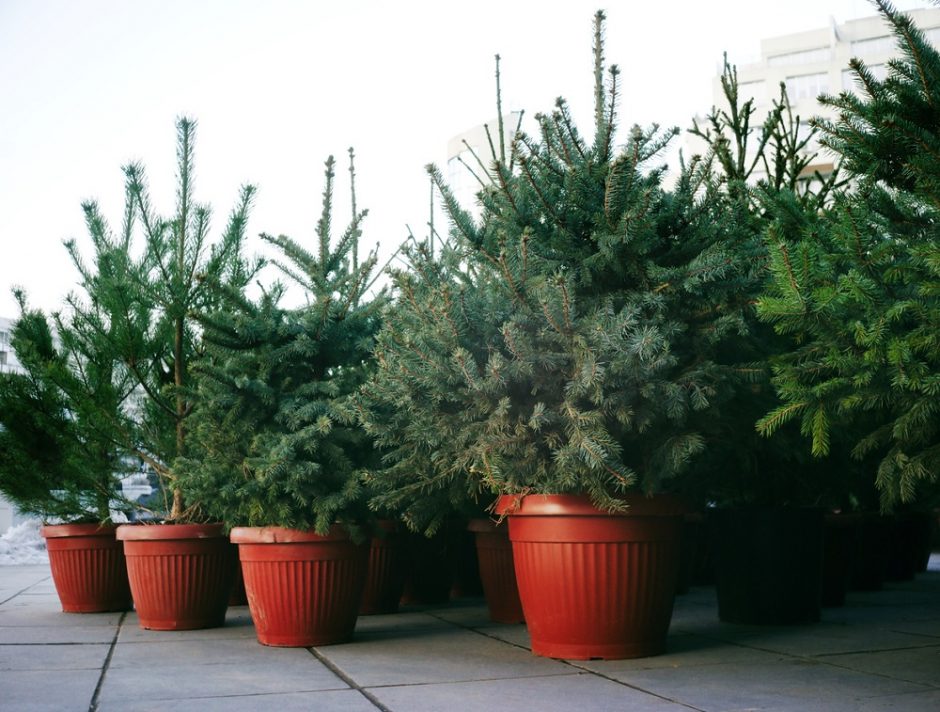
[467,518,523,624]
[41,523,132,613]
[359,520,405,615]
[116,523,235,630]
[230,526,368,647]
[495,493,683,660]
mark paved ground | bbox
[1,557,938,712]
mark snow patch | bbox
[0,519,48,565]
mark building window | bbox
[768,47,832,68]
[841,64,888,92]
[785,72,829,101]
[851,35,895,57]
[926,27,940,47]
[739,80,768,106]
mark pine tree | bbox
[177,154,385,535]
[757,0,940,509]
[360,11,798,529]
[62,118,258,521]
[0,295,132,522]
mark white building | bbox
[0,317,24,375]
[693,7,940,179]
[0,316,27,532]
[446,112,523,220]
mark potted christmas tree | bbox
[756,0,940,591]
[60,118,258,630]
[361,12,766,659]
[0,297,134,613]
[678,58,850,624]
[178,152,385,647]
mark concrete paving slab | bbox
[762,688,940,712]
[473,622,532,648]
[0,642,109,671]
[367,671,686,712]
[606,657,930,711]
[823,644,940,688]
[0,623,118,644]
[573,633,787,672]
[97,688,380,712]
[117,607,257,642]
[353,609,455,637]
[109,637,315,669]
[1,667,99,712]
[0,605,125,627]
[705,622,940,657]
[97,656,349,705]
[319,625,570,687]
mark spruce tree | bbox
[361,11,788,530]
[177,154,384,535]
[63,118,258,521]
[757,1,940,509]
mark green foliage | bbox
[62,118,259,521]
[177,155,385,536]
[0,299,132,522]
[757,0,940,509]
[360,11,810,529]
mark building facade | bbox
[696,7,940,179]
[446,112,523,219]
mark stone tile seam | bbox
[422,612,705,711]
[703,640,940,693]
[0,641,112,646]
[87,610,126,712]
[309,646,392,712]
[0,576,52,606]
[359,671,585,690]
[813,641,940,658]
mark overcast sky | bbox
[0,0,932,317]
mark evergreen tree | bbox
[361,11,792,530]
[63,118,258,521]
[0,295,132,522]
[757,0,940,509]
[178,154,384,535]
[680,61,852,508]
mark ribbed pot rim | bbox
[230,525,351,544]
[494,493,686,517]
[41,523,118,539]
[116,523,225,541]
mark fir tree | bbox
[177,154,384,535]
[63,118,258,521]
[361,11,796,529]
[757,0,940,509]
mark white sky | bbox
[0,0,931,317]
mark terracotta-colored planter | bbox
[467,518,523,624]
[116,523,235,630]
[40,523,132,613]
[359,520,405,615]
[230,526,368,647]
[495,493,683,660]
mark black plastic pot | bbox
[710,508,824,625]
[822,513,859,607]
